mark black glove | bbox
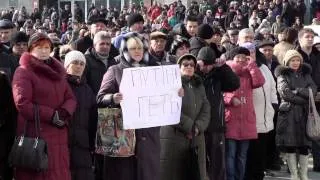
[51,110,66,128]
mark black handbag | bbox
[8,104,48,171]
[187,125,201,180]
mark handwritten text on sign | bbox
[120,65,182,129]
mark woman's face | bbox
[30,42,51,60]
[175,45,190,58]
[128,43,144,62]
[180,59,195,77]
[66,60,86,77]
[233,54,249,66]
[288,57,301,71]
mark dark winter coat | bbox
[160,75,210,180]
[0,51,19,81]
[275,64,317,147]
[0,72,16,180]
[84,48,118,95]
[12,53,77,180]
[67,75,96,180]
[198,64,240,133]
[97,32,160,180]
[297,46,320,91]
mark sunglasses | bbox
[182,62,195,67]
[71,60,85,66]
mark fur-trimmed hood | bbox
[274,63,312,78]
[119,32,149,65]
[19,52,66,81]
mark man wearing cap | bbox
[196,46,240,180]
[0,19,15,54]
[258,41,280,74]
[149,31,174,65]
[112,13,145,49]
[72,18,119,59]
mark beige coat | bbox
[273,41,295,65]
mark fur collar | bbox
[20,52,66,81]
[274,63,312,78]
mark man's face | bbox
[94,39,111,55]
[130,22,144,33]
[25,27,34,36]
[259,46,274,61]
[13,42,28,55]
[0,29,12,43]
[150,38,166,52]
[300,32,314,48]
[211,34,222,45]
[186,21,198,37]
[197,60,214,74]
[91,22,107,35]
[228,33,238,44]
[238,32,254,45]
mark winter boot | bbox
[299,155,309,180]
[287,153,299,180]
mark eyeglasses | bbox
[71,60,85,66]
[182,62,195,67]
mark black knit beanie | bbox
[225,47,250,60]
[11,31,29,46]
[198,24,214,40]
[197,47,216,65]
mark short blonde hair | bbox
[127,37,143,50]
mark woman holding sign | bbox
[97,32,161,180]
[160,54,210,180]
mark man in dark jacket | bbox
[0,19,15,54]
[196,47,240,180]
[297,28,320,171]
[0,72,16,180]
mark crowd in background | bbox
[1,0,320,180]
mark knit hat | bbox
[198,24,214,40]
[283,50,303,66]
[225,47,250,60]
[314,36,320,45]
[64,50,86,68]
[127,14,144,27]
[28,32,53,51]
[177,54,197,66]
[11,31,29,46]
[240,42,256,51]
[197,47,216,65]
[0,19,15,29]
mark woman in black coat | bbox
[64,50,96,180]
[275,50,317,180]
[0,71,16,180]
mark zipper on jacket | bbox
[262,86,268,130]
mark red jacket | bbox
[151,7,162,22]
[12,52,76,180]
[224,61,265,140]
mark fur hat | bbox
[283,50,303,66]
[197,47,216,65]
[0,19,15,29]
[198,24,214,40]
[170,35,190,55]
[64,50,86,68]
[120,32,149,64]
[28,32,53,51]
[11,31,29,46]
[127,14,144,27]
[150,31,167,40]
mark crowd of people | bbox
[1,0,320,180]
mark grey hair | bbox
[239,28,254,38]
[93,31,111,45]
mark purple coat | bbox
[12,52,76,180]
[224,61,265,140]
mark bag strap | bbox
[309,88,316,114]
[34,104,41,138]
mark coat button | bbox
[141,137,147,141]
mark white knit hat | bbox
[283,50,303,66]
[314,36,320,45]
[64,50,86,68]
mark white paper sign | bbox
[119,65,182,129]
